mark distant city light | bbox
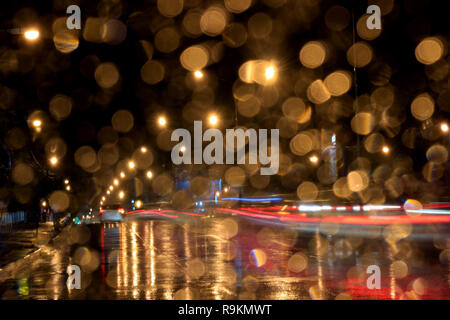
[119,191,124,199]
[382,146,390,154]
[107,190,111,195]
[136,200,143,208]
[109,185,114,191]
[24,29,39,40]
[120,171,126,178]
[146,170,153,179]
[309,155,319,164]
[113,179,119,186]
[64,179,69,185]
[158,116,167,127]
[49,156,58,166]
[208,114,218,126]
[128,161,135,169]
[66,185,71,191]
[140,146,147,153]
[41,201,47,207]
[441,122,449,133]
[194,70,204,79]
[265,65,275,80]
[224,187,229,192]
[32,119,41,127]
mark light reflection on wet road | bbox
[0,214,449,300]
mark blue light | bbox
[221,197,283,202]
[131,199,135,204]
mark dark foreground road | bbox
[0,209,449,300]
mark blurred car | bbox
[99,204,124,222]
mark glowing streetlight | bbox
[32,119,41,127]
[224,187,229,193]
[64,179,69,185]
[180,146,186,153]
[109,185,114,191]
[113,179,119,186]
[107,190,111,195]
[265,65,275,80]
[208,114,218,126]
[136,200,143,208]
[49,156,58,166]
[194,70,204,79]
[146,170,153,179]
[119,191,124,199]
[120,171,125,178]
[128,161,135,169]
[309,155,319,164]
[140,146,147,153]
[24,29,39,41]
[66,185,71,191]
[158,116,167,127]
[41,201,47,207]
[102,196,106,201]
[382,146,390,154]
[441,122,449,133]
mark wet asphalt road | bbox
[0,211,449,300]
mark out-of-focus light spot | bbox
[32,119,41,127]
[113,179,119,186]
[107,190,111,195]
[307,79,331,104]
[208,114,218,126]
[347,170,369,192]
[101,196,106,201]
[158,116,167,127]
[441,123,449,133]
[119,191,124,199]
[66,185,71,191]
[299,41,326,69]
[351,112,376,135]
[325,5,350,31]
[141,60,165,85]
[146,170,153,179]
[64,179,69,185]
[225,0,251,13]
[250,248,267,267]
[109,185,114,191]
[53,31,79,53]
[157,0,184,18]
[180,146,186,153]
[193,70,204,79]
[248,12,272,39]
[287,252,308,273]
[224,187,229,192]
[140,146,147,153]
[347,42,373,68]
[180,45,209,71]
[49,94,72,121]
[411,93,434,121]
[297,181,318,201]
[382,146,390,154]
[120,171,125,178]
[415,37,444,65]
[200,6,227,36]
[41,201,46,207]
[128,161,135,169]
[136,200,143,208]
[24,29,39,40]
[324,70,352,96]
[95,62,120,89]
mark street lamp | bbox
[309,155,319,164]
[120,171,126,178]
[136,200,143,208]
[113,178,119,186]
[140,146,147,153]
[158,116,167,127]
[49,156,58,166]
[41,201,47,207]
[194,70,204,79]
[109,185,114,191]
[119,191,124,199]
[440,122,449,133]
[146,170,153,179]
[208,114,218,126]
[265,65,275,80]
[382,146,390,154]
[24,28,39,41]
[32,119,42,127]
[128,161,135,169]
[64,179,69,185]
[66,185,71,191]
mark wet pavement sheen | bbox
[0,214,449,300]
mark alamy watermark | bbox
[170,121,279,175]
[66,264,81,289]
